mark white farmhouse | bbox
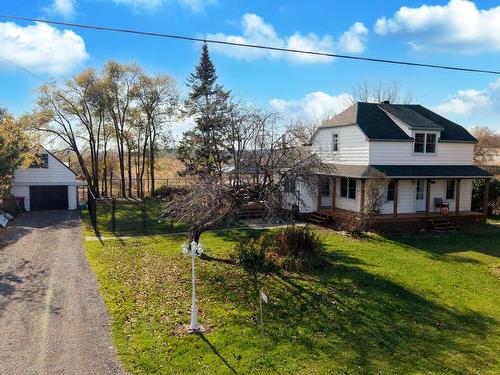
[284,101,493,229]
[10,146,78,211]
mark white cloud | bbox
[374,0,500,53]
[0,22,89,74]
[206,13,367,64]
[178,0,216,13]
[436,79,500,115]
[338,22,368,53]
[111,0,216,12]
[270,91,352,120]
[111,0,163,11]
[44,0,76,20]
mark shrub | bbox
[232,225,324,272]
[472,179,500,215]
[232,236,275,272]
[271,225,323,258]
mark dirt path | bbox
[0,211,126,375]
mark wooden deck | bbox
[316,207,486,223]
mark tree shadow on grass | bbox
[197,251,498,373]
[197,333,240,375]
[385,229,500,259]
[212,228,270,244]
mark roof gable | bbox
[39,146,77,176]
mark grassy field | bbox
[84,225,500,374]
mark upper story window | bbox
[29,153,49,169]
[340,177,356,200]
[446,179,456,200]
[387,180,395,202]
[414,132,437,154]
[426,134,436,153]
[332,133,339,152]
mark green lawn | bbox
[81,199,190,236]
[487,215,500,225]
[85,226,500,374]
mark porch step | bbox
[428,217,458,232]
[305,212,330,225]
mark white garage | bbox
[10,147,78,211]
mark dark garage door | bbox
[30,185,69,211]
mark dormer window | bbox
[426,134,436,153]
[414,133,425,153]
[332,133,339,152]
[414,132,437,154]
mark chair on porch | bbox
[434,197,449,213]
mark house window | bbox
[387,180,395,202]
[348,179,356,199]
[426,134,436,153]
[321,178,330,197]
[332,133,339,152]
[414,132,437,154]
[29,153,49,168]
[340,177,348,198]
[284,176,296,193]
[414,133,425,153]
[340,178,356,199]
[446,179,456,200]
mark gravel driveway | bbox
[0,210,126,375]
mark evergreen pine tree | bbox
[178,42,230,176]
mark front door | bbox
[320,177,332,207]
[415,179,426,211]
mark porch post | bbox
[425,179,431,217]
[317,175,321,212]
[483,179,491,214]
[455,179,461,215]
[393,179,399,218]
[331,176,336,212]
[360,179,365,212]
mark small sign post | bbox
[259,290,268,352]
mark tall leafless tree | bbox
[350,80,415,104]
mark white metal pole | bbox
[259,293,264,351]
[190,245,200,332]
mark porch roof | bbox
[327,164,493,179]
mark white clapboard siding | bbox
[368,142,474,165]
[313,125,369,165]
[334,177,361,211]
[281,179,317,213]
[459,179,472,212]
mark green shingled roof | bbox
[329,164,492,178]
[321,102,477,143]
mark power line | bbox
[0,55,41,80]
[1,14,500,76]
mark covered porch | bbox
[314,164,493,222]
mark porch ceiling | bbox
[324,164,493,179]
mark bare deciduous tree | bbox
[342,172,389,236]
[164,105,331,243]
[470,127,500,164]
[350,80,415,104]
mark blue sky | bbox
[0,0,499,134]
